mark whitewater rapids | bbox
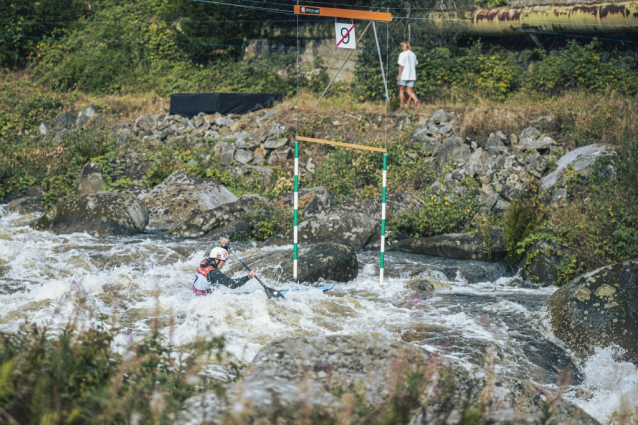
[0,207,635,423]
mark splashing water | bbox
[1,206,637,423]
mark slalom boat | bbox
[237,284,334,296]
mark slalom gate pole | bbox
[380,153,387,287]
[293,140,299,280]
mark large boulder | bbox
[141,171,238,229]
[227,243,357,283]
[31,192,148,236]
[76,162,106,194]
[541,144,615,190]
[436,136,471,168]
[544,259,638,363]
[5,196,45,215]
[262,192,424,251]
[180,335,598,425]
[168,194,266,238]
[387,227,506,261]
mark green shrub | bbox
[503,186,549,260]
[390,177,480,239]
[551,144,638,270]
[526,40,638,95]
[355,41,519,102]
[0,0,83,68]
[0,288,230,424]
[243,201,292,241]
[65,129,113,162]
[145,158,176,188]
[0,83,64,137]
[312,132,436,200]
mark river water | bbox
[1,206,636,423]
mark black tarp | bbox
[169,93,282,118]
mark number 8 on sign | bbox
[335,23,356,49]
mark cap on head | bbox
[210,247,228,261]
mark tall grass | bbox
[0,283,234,425]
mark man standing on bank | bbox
[397,41,420,108]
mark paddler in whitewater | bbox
[193,238,255,296]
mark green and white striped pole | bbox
[380,153,387,287]
[293,140,299,280]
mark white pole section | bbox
[380,153,387,287]
[293,140,299,280]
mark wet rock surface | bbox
[387,227,506,261]
[180,335,598,425]
[379,252,511,284]
[141,171,237,229]
[227,243,358,283]
[544,259,638,363]
[31,192,148,236]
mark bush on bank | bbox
[0,287,230,424]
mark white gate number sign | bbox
[335,23,356,49]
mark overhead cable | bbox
[193,0,295,15]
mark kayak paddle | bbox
[224,244,284,299]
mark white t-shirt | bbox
[398,50,418,81]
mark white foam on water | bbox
[564,346,638,424]
[1,209,635,421]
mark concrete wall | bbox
[246,38,358,82]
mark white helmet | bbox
[210,247,228,261]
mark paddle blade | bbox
[265,286,285,299]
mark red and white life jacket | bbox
[193,259,217,295]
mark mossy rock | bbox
[32,192,148,236]
[519,240,571,287]
[545,259,638,364]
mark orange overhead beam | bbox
[294,5,392,22]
